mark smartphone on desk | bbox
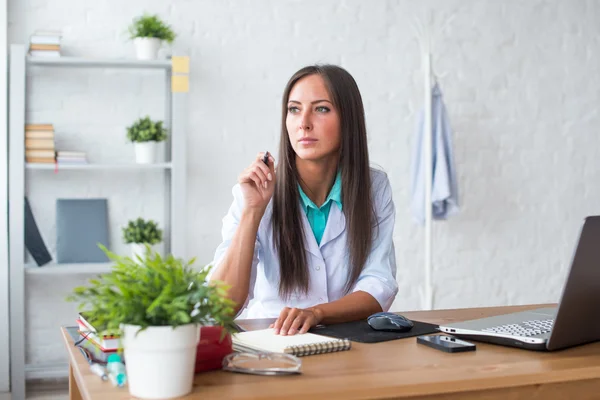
[417,334,476,353]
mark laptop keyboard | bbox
[481,318,554,337]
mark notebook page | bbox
[233,328,338,353]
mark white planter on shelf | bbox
[130,242,163,261]
[130,243,154,260]
[133,37,161,60]
[122,324,200,399]
[134,141,157,164]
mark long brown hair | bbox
[272,65,374,299]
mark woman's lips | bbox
[298,137,317,144]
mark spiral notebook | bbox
[232,328,351,357]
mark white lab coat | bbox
[210,168,398,318]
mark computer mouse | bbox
[367,312,414,332]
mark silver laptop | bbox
[438,216,600,351]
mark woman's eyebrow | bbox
[288,99,333,105]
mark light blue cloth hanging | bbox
[410,82,459,224]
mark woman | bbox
[210,64,398,336]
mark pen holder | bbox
[195,326,233,373]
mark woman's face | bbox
[286,74,341,163]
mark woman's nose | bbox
[300,114,312,131]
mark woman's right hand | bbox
[238,152,276,213]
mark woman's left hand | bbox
[269,307,324,335]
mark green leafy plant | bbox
[126,116,167,143]
[128,14,176,43]
[122,218,163,245]
[66,245,237,337]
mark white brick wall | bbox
[8,0,600,366]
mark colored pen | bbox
[90,363,108,381]
[262,151,270,166]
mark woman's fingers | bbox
[272,308,320,335]
[299,319,312,334]
[288,316,304,335]
[245,171,263,191]
[278,308,300,336]
[252,166,269,189]
[239,156,273,190]
[255,154,273,181]
[273,307,290,334]
[239,167,268,191]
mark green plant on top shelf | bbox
[66,244,237,337]
[123,218,163,245]
[128,14,176,43]
[126,116,167,143]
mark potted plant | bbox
[126,116,167,164]
[128,13,176,60]
[123,218,163,260]
[67,245,237,399]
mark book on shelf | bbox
[56,150,88,164]
[25,123,54,131]
[29,30,61,57]
[56,198,109,263]
[29,31,61,57]
[57,150,85,157]
[30,30,61,45]
[24,197,52,266]
[26,157,55,164]
[57,158,88,165]
[29,50,60,58]
[29,44,60,51]
[25,124,55,140]
[25,149,55,159]
[77,313,119,352]
[232,328,351,357]
[25,130,54,140]
[24,123,55,163]
[25,138,55,150]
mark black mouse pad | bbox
[309,319,439,343]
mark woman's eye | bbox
[316,106,330,113]
[288,106,299,114]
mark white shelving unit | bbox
[0,3,9,393]
[26,55,172,69]
[8,44,189,398]
[26,162,173,170]
[24,263,113,275]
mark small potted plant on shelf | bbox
[67,245,237,399]
[126,116,167,164]
[128,13,176,60]
[123,217,162,260]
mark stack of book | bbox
[56,150,88,165]
[29,30,61,57]
[25,124,55,164]
[76,313,119,353]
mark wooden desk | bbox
[61,304,600,399]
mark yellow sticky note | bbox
[171,75,189,93]
[171,56,190,74]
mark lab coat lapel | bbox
[300,206,322,258]
[319,203,346,248]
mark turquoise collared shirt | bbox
[298,171,342,245]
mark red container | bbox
[195,326,233,373]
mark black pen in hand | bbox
[262,151,270,166]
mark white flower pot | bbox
[130,243,150,260]
[134,37,161,60]
[130,243,163,261]
[123,324,200,399]
[134,142,157,164]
